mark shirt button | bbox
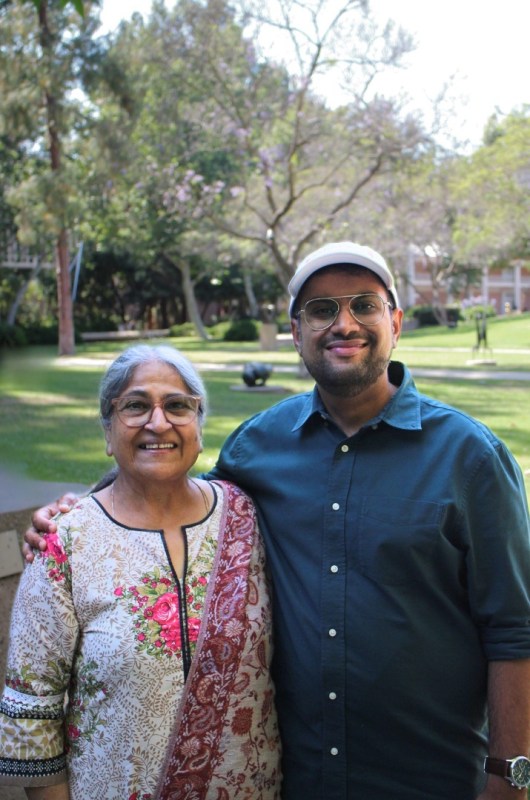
[341,444,349,453]
[329,692,337,700]
[329,628,337,637]
[330,565,338,573]
[332,502,340,511]
[330,747,339,756]
[372,423,378,430]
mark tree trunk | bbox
[180,259,211,340]
[7,262,42,326]
[56,228,75,354]
[242,266,259,318]
[38,0,75,355]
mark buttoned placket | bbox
[320,435,354,795]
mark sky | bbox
[99,0,530,150]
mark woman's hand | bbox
[23,494,79,563]
[25,780,70,798]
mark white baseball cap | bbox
[288,241,399,314]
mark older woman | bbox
[0,345,281,800]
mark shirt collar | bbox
[291,361,422,433]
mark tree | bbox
[161,0,428,289]
[36,0,76,353]
[28,0,85,14]
[70,1,253,338]
[1,0,107,353]
[450,109,530,265]
[343,146,478,319]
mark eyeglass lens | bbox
[303,293,386,330]
[114,395,199,426]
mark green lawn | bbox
[1,312,529,502]
[397,312,530,371]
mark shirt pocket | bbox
[357,495,445,586]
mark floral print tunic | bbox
[0,482,281,799]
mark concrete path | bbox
[0,466,89,515]
[195,361,530,381]
[410,367,530,381]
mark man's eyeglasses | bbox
[111,394,201,427]
[296,293,394,331]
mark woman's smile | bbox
[138,442,177,450]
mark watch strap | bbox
[484,757,512,779]
[484,756,530,789]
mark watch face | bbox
[511,757,530,788]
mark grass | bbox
[402,312,530,349]
[397,312,530,371]
[0,312,529,502]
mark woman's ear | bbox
[105,432,113,458]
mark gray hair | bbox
[99,344,207,429]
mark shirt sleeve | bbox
[0,526,78,787]
[463,438,530,660]
[204,420,248,484]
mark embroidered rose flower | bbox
[116,569,208,659]
[188,617,201,641]
[151,593,180,626]
[41,531,72,584]
[160,623,182,651]
[45,533,68,564]
[68,723,81,740]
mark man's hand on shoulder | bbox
[23,493,79,563]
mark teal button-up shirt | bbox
[209,362,530,800]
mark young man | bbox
[24,242,530,800]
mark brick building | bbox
[401,246,530,313]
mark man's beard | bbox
[302,336,392,398]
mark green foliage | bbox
[22,322,60,345]
[27,0,85,13]
[450,109,530,264]
[223,319,259,342]
[206,321,231,339]
[1,0,528,344]
[0,322,27,347]
[406,305,463,327]
[169,322,197,337]
[460,304,497,322]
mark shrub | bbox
[22,323,60,345]
[20,323,84,345]
[0,323,27,347]
[223,319,259,342]
[460,304,497,322]
[207,321,231,339]
[169,322,197,337]
[407,305,463,327]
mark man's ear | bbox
[391,308,403,348]
[291,317,302,355]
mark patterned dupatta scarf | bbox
[155,481,282,800]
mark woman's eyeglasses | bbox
[297,292,394,331]
[112,394,201,427]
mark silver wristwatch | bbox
[484,756,530,789]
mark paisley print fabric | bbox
[156,483,281,799]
